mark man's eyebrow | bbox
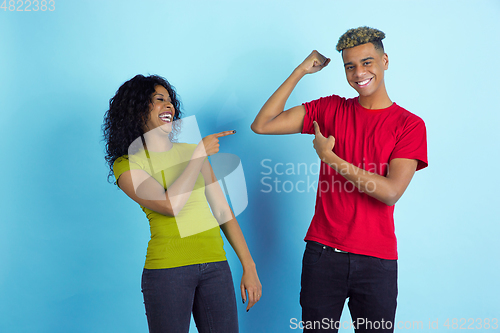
[344,57,376,67]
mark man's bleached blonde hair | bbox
[336,26,386,53]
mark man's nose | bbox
[354,66,366,77]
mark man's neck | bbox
[358,93,393,110]
[357,83,392,109]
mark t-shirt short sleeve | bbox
[113,155,145,186]
[390,115,428,170]
[302,95,340,135]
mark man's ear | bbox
[383,53,389,70]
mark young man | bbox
[252,27,427,332]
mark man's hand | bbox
[251,50,329,135]
[297,50,330,74]
[313,121,335,161]
[313,120,419,206]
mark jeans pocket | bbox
[303,243,325,265]
[378,258,398,271]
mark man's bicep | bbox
[264,105,306,134]
[387,158,418,196]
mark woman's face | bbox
[144,85,175,133]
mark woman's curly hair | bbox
[102,74,183,182]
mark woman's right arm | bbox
[117,130,235,216]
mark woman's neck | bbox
[142,130,173,152]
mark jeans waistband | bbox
[308,241,349,254]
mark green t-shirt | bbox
[113,143,226,269]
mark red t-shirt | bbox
[302,95,428,259]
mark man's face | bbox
[342,42,388,98]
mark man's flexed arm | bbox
[251,51,330,135]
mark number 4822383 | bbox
[1,0,55,11]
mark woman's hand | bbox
[194,130,236,158]
[240,266,262,312]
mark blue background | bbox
[1,0,499,332]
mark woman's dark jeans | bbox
[141,261,238,333]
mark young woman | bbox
[103,74,261,332]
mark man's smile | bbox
[356,77,373,87]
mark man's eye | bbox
[364,62,371,66]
